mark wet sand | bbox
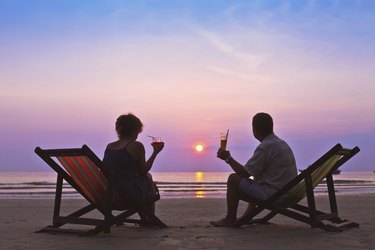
[0,194,374,249]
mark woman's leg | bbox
[138,173,156,224]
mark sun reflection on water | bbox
[195,172,205,198]
[195,191,205,198]
[195,171,203,182]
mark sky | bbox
[1,0,375,172]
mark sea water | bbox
[0,172,374,199]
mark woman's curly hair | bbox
[115,113,144,139]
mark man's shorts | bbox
[239,178,268,201]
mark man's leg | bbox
[211,173,243,227]
[238,203,256,222]
[237,178,267,223]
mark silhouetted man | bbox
[211,112,297,227]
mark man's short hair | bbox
[252,113,273,136]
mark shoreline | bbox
[1,190,375,200]
[1,194,374,249]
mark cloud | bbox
[193,27,267,67]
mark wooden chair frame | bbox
[34,145,167,236]
[237,144,360,232]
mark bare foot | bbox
[210,218,237,228]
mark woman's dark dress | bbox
[103,144,154,202]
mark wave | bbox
[320,180,374,184]
[156,181,226,185]
[1,179,375,199]
[0,182,55,186]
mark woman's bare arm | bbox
[129,141,164,175]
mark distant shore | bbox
[0,194,374,249]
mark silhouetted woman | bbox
[103,113,164,225]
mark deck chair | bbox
[236,144,360,232]
[34,145,167,236]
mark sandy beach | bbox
[0,194,374,250]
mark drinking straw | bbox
[147,135,157,142]
[226,129,229,140]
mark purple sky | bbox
[1,0,375,172]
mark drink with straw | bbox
[220,129,229,150]
[148,135,162,146]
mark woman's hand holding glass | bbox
[149,136,164,154]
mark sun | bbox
[195,144,204,152]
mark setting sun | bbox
[195,144,204,152]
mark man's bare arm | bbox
[226,157,250,178]
[217,148,250,178]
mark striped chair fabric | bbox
[283,153,342,206]
[57,156,126,209]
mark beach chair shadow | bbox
[34,145,167,236]
[237,144,360,232]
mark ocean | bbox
[0,172,375,199]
